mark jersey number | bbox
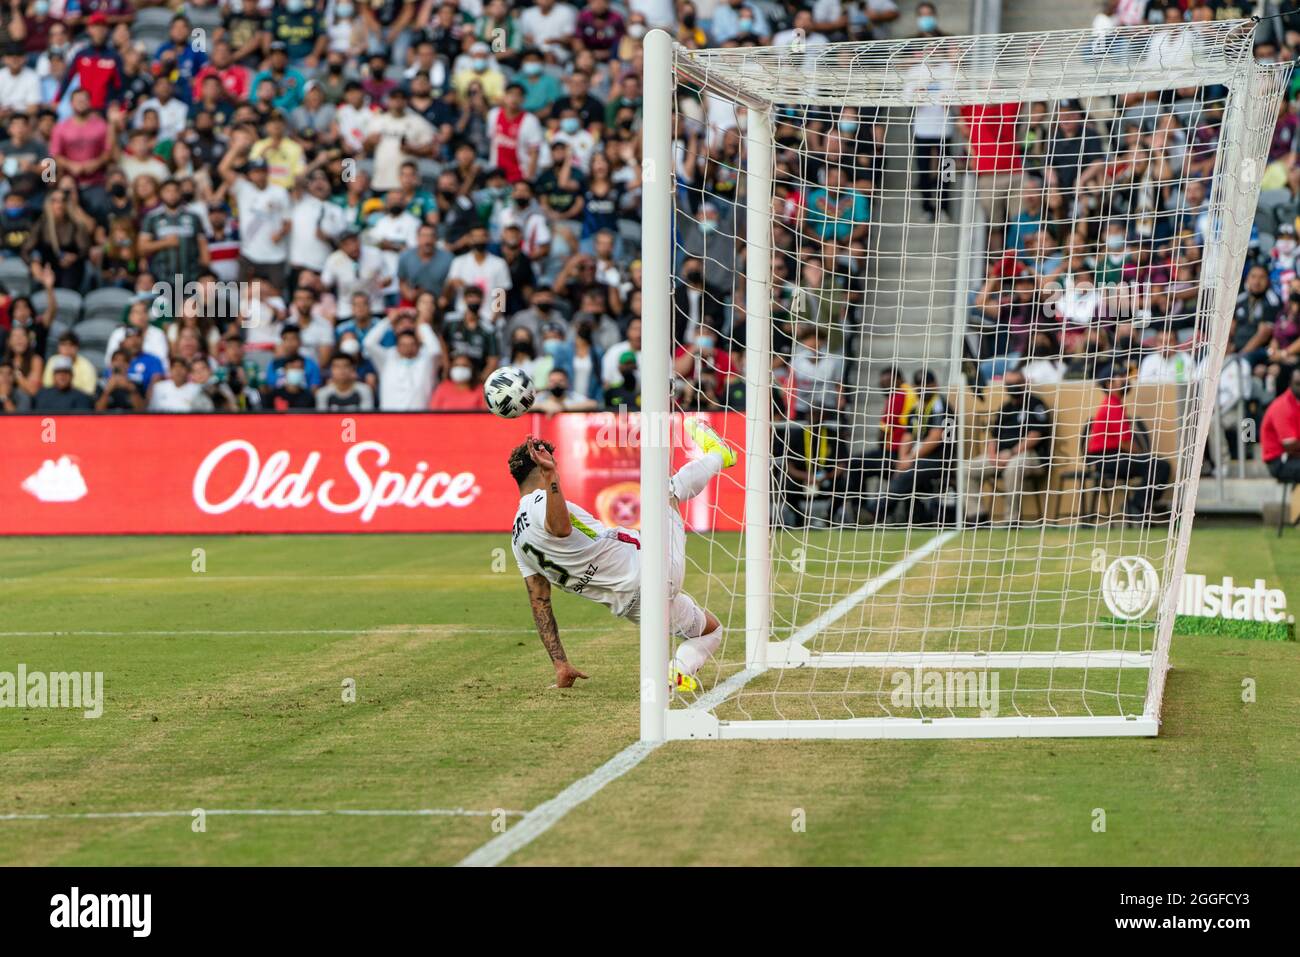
[523,544,571,586]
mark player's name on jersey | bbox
[1175,574,1290,624]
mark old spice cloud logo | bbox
[21,456,88,503]
[193,439,481,522]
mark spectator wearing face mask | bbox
[447,226,513,324]
[366,190,422,303]
[452,41,507,104]
[1269,223,1299,292]
[913,2,943,38]
[269,354,317,410]
[335,331,379,392]
[550,106,596,171]
[618,15,650,59]
[568,316,604,404]
[517,49,564,114]
[604,350,639,409]
[268,325,323,390]
[431,354,489,410]
[711,0,771,43]
[536,367,597,416]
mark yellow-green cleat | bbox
[670,666,699,695]
[684,417,737,468]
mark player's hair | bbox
[508,439,554,488]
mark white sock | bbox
[673,627,723,676]
[669,452,724,502]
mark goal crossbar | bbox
[676,21,1257,108]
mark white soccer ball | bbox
[483,365,536,419]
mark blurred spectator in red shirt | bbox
[1261,376,1300,484]
[958,101,1023,233]
[1085,372,1172,522]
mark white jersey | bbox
[511,491,641,617]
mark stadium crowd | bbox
[0,0,911,417]
[943,1,1300,520]
[0,0,1296,506]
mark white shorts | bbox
[623,590,706,639]
[621,496,702,638]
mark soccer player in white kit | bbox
[509,419,735,691]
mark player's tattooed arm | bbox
[525,574,588,688]
[528,437,573,537]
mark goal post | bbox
[639,22,1290,741]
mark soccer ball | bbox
[483,366,536,419]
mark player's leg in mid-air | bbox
[664,419,737,691]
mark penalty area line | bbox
[455,529,957,867]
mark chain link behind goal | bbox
[639,22,1290,740]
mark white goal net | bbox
[639,21,1290,740]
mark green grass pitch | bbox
[0,524,1297,865]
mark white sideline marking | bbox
[0,575,462,584]
[455,530,958,867]
[455,742,661,867]
[0,627,605,638]
[0,808,525,822]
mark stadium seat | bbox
[134,28,169,50]
[32,288,84,327]
[1255,188,1289,237]
[753,0,790,31]
[73,317,123,358]
[1257,188,1289,217]
[0,259,32,297]
[131,7,174,35]
[248,349,274,382]
[617,219,642,248]
[43,318,71,357]
[82,287,135,323]
[417,158,443,192]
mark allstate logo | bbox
[1102,556,1160,621]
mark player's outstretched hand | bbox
[553,661,589,689]
[527,436,558,475]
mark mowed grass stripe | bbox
[0,534,643,864]
[507,525,1300,865]
[1,527,1296,865]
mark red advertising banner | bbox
[0,412,746,535]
